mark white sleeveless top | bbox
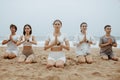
[73,32,96,54]
[21,35,33,46]
[5,35,19,50]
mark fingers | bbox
[108,38,112,44]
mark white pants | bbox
[6,49,19,56]
[48,52,66,63]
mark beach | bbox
[0,47,120,80]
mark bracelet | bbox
[86,40,89,43]
[27,40,29,42]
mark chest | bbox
[102,38,115,43]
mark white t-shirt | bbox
[5,35,19,51]
[46,33,68,45]
[73,32,96,55]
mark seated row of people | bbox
[2,19,119,68]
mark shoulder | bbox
[61,33,67,36]
[15,34,20,38]
[61,33,68,38]
[110,35,115,39]
[20,35,24,39]
[100,36,105,39]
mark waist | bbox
[51,46,62,51]
[23,46,32,50]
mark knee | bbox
[25,58,33,64]
[86,56,93,64]
[111,57,119,61]
[56,61,64,68]
[78,57,86,63]
[18,56,26,63]
[3,53,10,59]
[86,60,93,64]
[56,63,64,68]
[101,56,108,60]
[8,54,16,59]
[47,63,54,68]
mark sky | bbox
[0,0,120,37]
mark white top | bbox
[5,35,19,51]
[46,33,68,46]
[21,35,33,46]
[73,32,96,55]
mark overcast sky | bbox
[0,0,120,37]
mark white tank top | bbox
[21,35,33,46]
[5,35,19,50]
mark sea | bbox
[0,35,120,48]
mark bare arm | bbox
[112,42,117,47]
[29,36,37,45]
[44,41,56,50]
[10,35,18,44]
[99,38,112,48]
[60,40,70,50]
[2,40,10,45]
[16,36,25,46]
[2,35,16,45]
[44,35,57,50]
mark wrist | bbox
[57,42,61,46]
[86,40,89,43]
[79,40,83,44]
[27,40,30,42]
[8,39,10,42]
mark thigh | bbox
[25,54,36,63]
[8,53,16,59]
[11,50,19,56]
[18,54,26,62]
[47,57,56,65]
[47,59,56,68]
[4,50,16,59]
[110,53,119,61]
[101,53,109,60]
[56,60,65,68]
[58,57,66,63]
[85,55,93,64]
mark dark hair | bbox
[53,19,62,25]
[104,25,111,29]
[80,22,87,32]
[10,24,17,32]
[80,22,87,27]
[23,24,32,35]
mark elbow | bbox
[35,43,37,45]
[2,42,5,45]
[114,45,117,47]
[44,46,47,50]
[67,46,70,51]
[35,41,37,45]
[99,44,102,48]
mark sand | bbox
[0,47,120,80]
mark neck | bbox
[106,33,110,37]
[81,31,86,34]
[54,30,60,34]
[11,32,15,35]
[25,33,30,36]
